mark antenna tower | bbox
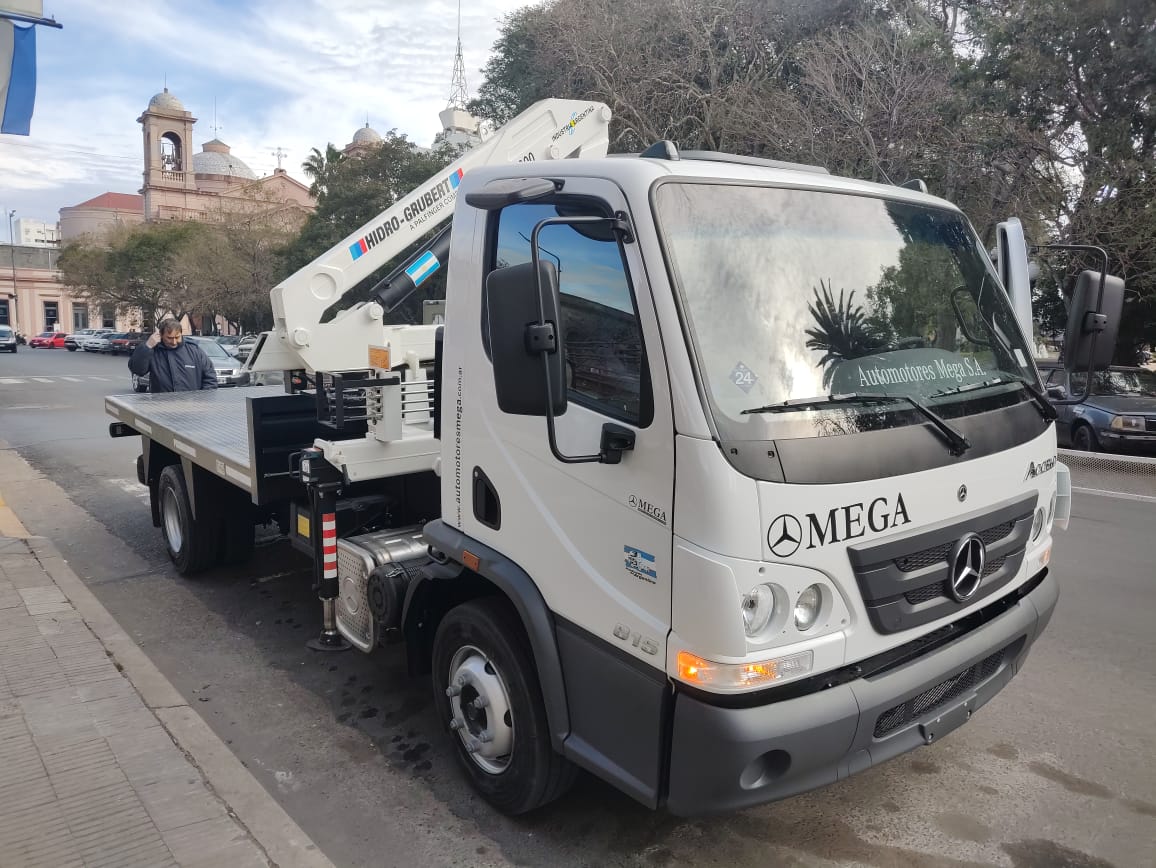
[446,0,469,110]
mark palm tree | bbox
[805,281,887,387]
[302,144,345,198]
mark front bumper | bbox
[1097,430,1156,456]
[664,569,1058,815]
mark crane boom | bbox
[267,99,613,374]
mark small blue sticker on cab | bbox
[624,546,657,584]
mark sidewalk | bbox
[0,499,331,867]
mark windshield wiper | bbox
[933,374,1057,421]
[743,392,971,456]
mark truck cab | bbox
[428,147,1064,813]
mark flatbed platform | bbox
[106,387,285,494]
[106,385,441,504]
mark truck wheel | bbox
[432,598,576,814]
[158,466,219,575]
[1072,423,1098,452]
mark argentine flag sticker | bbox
[405,251,441,286]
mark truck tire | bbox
[157,465,219,575]
[432,598,576,814]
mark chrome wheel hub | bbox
[446,644,514,774]
[161,487,183,552]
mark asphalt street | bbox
[1,346,1153,868]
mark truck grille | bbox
[895,522,1015,573]
[873,647,1006,738]
[847,494,1036,635]
[903,556,1007,605]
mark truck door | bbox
[464,179,675,667]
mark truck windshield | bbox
[653,182,1040,442]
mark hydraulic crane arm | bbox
[267,99,613,374]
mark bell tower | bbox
[138,88,198,219]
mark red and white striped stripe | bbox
[322,514,338,579]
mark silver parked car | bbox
[80,329,116,352]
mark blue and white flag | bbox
[0,19,36,135]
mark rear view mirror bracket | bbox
[529,215,636,466]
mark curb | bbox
[14,531,335,868]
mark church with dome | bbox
[58,88,317,241]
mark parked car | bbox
[83,332,119,353]
[109,332,144,355]
[1041,363,1156,455]
[215,334,242,352]
[234,332,284,386]
[29,331,68,349]
[80,328,116,352]
[131,335,243,392]
[234,334,259,361]
[0,325,16,353]
[65,329,98,351]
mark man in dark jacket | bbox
[129,319,218,392]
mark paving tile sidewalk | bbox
[0,532,317,868]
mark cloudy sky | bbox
[0,0,528,236]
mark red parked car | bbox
[108,332,145,355]
[29,331,69,349]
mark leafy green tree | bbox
[59,222,205,328]
[278,133,457,323]
[174,195,304,333]
[302,144,347,198]
[963,0,1156,360]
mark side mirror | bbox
[1046,385,1067,400]
[1062,270,1124,372]
[484,260,567,417]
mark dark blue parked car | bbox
[1040,364,1156,454]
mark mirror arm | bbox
[530,215,635,465]
[1031,243,1110,407]
[949,285,991,347]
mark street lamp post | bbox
[6,210,18,335]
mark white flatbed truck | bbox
[107,98,1124,815]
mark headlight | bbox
[794,585,823,631]
[741,584,777,637]
[1110,415,1145,431]
[1031,508,1045,541]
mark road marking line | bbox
[0,378,26,384]
[61,376,83,382]
[90,376,110,381]
[1073,486,1156,504]
[31,377,53,383]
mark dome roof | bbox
[148,88,185,113]
[352,123,382,145]
[192,141,257,180]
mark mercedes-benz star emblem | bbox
[948,533,986,602]
[957,484,967,502]
[767,514,803,558]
